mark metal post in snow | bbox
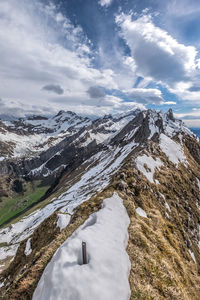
[82,241,87,264]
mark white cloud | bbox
[0,0,120,116]
[0,94,144,119]
[116,13,197,87]
[99,0,113,8]
[115,12,200,106]
[169,81,200,102]
[123,88,164,104]
[50,93,145,118]
[3,0,197,117]
[164,101,176,105]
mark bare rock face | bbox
[166,108,175,122]
[117,179,128,191]
[12,180,23,193]
[119,172,126,180]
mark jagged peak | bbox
[54,110,77,118]
[112,108,142,119]
[54,110,66,117]
[26,115,48,121]
[165,108,175,122]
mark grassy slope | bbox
[0,182,49,227]
[120,139,200,299]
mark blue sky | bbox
[0,0,200,126]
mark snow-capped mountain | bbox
[0,109,141,187]
[0,111,91,159]
[0,108,200,299]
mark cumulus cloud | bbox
[169,80,200,102]
[116,13,197,87]
[0,0,119,116]
[123,88,164,104]
[42,84,64,95]
[98,0,113,7]
[115,12,200,106]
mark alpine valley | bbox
[0,108,200,300]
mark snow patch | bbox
[57,214,71,231]
[166,212,170,218]
[160,193,165,200]
[159,133,186,166]
[188,249,196,263]
[136,207,147,218]
[165,202,171,212]
[0,280,4,288]
[148,112,160,138]
[135,154,163,183]
[33,192,130,300]
[0,244,19,260]
[24,238,32,256]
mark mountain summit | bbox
[0,109,200,299]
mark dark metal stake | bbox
[82,241,87,264]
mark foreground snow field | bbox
[33,193,131,300]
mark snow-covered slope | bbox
[0,110,140,160]
[33,193,130,300]
[0,111,91,159]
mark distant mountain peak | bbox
[166,108,175,121]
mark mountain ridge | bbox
[0,108,200,299]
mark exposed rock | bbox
[119,172,126,180]
[166,108,175,122]
[117,180,128,191]
[12,180,23,193]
